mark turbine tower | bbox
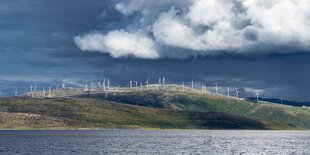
[234,88,239,98]
[281,96,283,104]
[48,87,51,97]
[159,78,161,85]
[215,83,218,94]
[255,90,259,102]
[43,88,46,98]
[90,82,93,92]
[140,81,143,91]
[162,77,165,86]
[182,81,185,91]
[227,88,230,97]
[146,77,150,90]
[30,84,33,97]
[15,89,18,97]
[85,82,88,91]
[191,80,194,91]
[62,82,65,89]
[202,83,207,94]
[107,78,110,89]
[130,80,132,88]
[134,81,138,88]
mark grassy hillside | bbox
[0,97,279,130]
[3,86,308,130]
[74,87,310,129]
[171,93,310,128]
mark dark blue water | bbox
[0,130,309,154]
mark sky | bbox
[1,0,310,101]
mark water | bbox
[0,130,309,155]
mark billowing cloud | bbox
[75,0,310,59]
[75,30,159,59]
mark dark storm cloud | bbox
[78,53,309,101]
[0,0,114,94]
[0,0,310,102]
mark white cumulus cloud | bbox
[75,30,159,59]
[75,0,310,59]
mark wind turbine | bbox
[62,82,65,89]
[140,81,143,91]
[159,78,161,85]
[134,81,138,88]
[30,84,33,97]
[254,90,259,102]
[191,79,194,91]
[162,77,165,86]
[227,88,230,97]
[281,96,283,104]
[201,82,204,94]
[43,88,46,98]
[34,84,37,92]
[15,89,18,97]
[146,77,150,90]
[215,83,218,94]
[107,78,110,89]
[84,82,88,91]
[182,81,185,91]
[130,80,132,88]
[234,88,239,98]
[203,83,207,94]
[48,87,52,97]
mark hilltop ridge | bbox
[2,84,309,129]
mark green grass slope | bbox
[0,97,276,130]
[76,88,310,129]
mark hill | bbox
[72,86,310,129]
[0,97,275,130]
[7,84,309,130]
